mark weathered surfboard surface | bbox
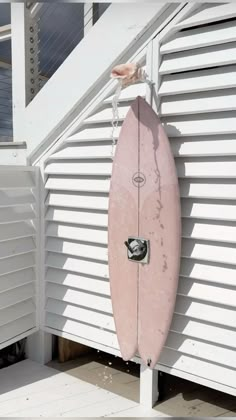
[108,96,181,368]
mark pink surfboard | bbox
[108,96,181,368]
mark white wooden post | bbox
[11,3,39,142]
[26,163,53,364]
[140,364,159,409]
[26,331,52,365]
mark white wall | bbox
[0,166,39,350]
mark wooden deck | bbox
[0,352,235,417]
[0,358,161,417]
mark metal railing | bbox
[0,3,110,141]
[0,67,12,140]
[37,3,110,84]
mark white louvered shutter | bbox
[43,2,236,396]
[156,3,236,394]
[44,76,147,352]
[0,167,38,350]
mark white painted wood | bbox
[172,308,236,338]
[60,397,137,418]
[180,258,236,287]
[140,365,159,409]
[46,252,109,278]
[165,332,236,369]
[26,330,52,365]
[51,144,114,160]
[159,65,236,96]
[66,126,121,142]
[104,83,146,103]
[0,299,35,327]
[85,105,130,124]
[180,179,236,200]
[160,42,236,74]
[161,20,236,54]
[46,223,108,244]
[182,238,236,265]
[33,2,236,402]
[176,157,236,178]
[0,170,35,189]
[0,268,35,293]
[145,38,154,107]
[156,5,236,396]
[0,205,36,224]
[182,219,236,243]
[0,359,93,397]
[164,112,236,137]
[46,191,108,210]
[46,207,108,227]
[176,156,236,178]
[46,267,110,296]
[0,189,35,207]
[26,162,53,365]
[158,3,200,44]
[0,360,148,417]
[0,24,11,42]
[177,277,236,310]
[11,4,32,140]
[45,161,112,176]
[0,313,36,346]
[22,3,169,155]
[161,90,236,116]
[46,312,118,349]
[0,237,36,259]
[27,4,178,165]
[0,146,27,165]
[46,299,115,331]
[0,221,35,242]
[46,237,108,261]
[158,348,236,390]
[0,166,38,351]
[0,282,35,310]
[181,198,236,221]
[157,362,236,400]
[176,4,236,29]
[170,134,236,157]
[45,176,110,193]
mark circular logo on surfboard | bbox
[132,172,146,188]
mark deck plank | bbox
[0,359,140,417]
[1,357,236,417]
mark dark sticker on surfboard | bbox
[132,172,146,188]
[124,237,149,264]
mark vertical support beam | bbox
[145,40,153,106]
[140,364,159,409]
[26,331,52,365]
[26,163,53,364]
[84,3,95,36]
[11,3,39,142]
[145,35,161,115]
